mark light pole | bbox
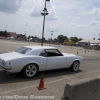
[51,31,53,42]
[41,0,50,46]
[25,31,26,37]
[99,33,100,44]
[94,34,95,40]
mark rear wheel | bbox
[70,61,79,72]
[22,64,38,78]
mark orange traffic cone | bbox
[36,74,46,90]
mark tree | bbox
[54,38,58,41]
[0,31,3,36]
[4,30,7,37]
[78,38,83,41]
[70,37,83,43]
[31,36,34,39]
[0,30,8,37]
[70,37,78,43]
[28,35,30,39]
[57,35,68,43]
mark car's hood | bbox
[62,52,76,56]
[0,52,24,61]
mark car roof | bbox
[22,46,58,56]
[24,46,56,50]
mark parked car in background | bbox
[0,46,83,78]
[0,36,4,39]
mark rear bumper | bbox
[0,63,12,70]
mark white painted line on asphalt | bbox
[0,79,63,95]
[1,69,100,95]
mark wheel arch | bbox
[70,60,80,72]
[21,62,39,72]
[71,60,80,67]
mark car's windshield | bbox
[15,47,32,54]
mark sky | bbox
[0,0,100,40]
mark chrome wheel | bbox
[23,64,38,78]
[71,61,79,72]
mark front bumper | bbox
[0,63,12,70]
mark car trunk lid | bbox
[0,52,24,61]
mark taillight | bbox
[2,60,6,66]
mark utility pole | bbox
[41,0,50,46]
[51,31,53,43]
[99,33,100,44]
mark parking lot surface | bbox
[0,40,100,100]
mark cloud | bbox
[46,10,59,21]
[22,21,29,26]
[75,16,80,19]
[0,0,23,13]
[96,27,100,30]
[47,26,60,32]
[67,15,72,18]
[29,0,58,21]
[30,10,42,17]
[91,8,100,14]
[70,23,86,28]
[70,23,76,26]
[29,0,48,17]
[90,20,99,25]
[78,24,86,28]
[29,0,43,17]
[1,0,100,40]
[35,22,40,27]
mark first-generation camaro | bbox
[0,46,83,78]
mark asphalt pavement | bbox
[0,40,100,100]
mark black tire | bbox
[70,61,79,72]
[22,64,38,78]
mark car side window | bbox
[45,49,63,57]
[39,50,47,57]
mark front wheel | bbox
[70,61,79,72]
[22,64,38,78]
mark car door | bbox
[45,49,67,70]
[39,50,47,71]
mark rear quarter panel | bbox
[7,56,46,73]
